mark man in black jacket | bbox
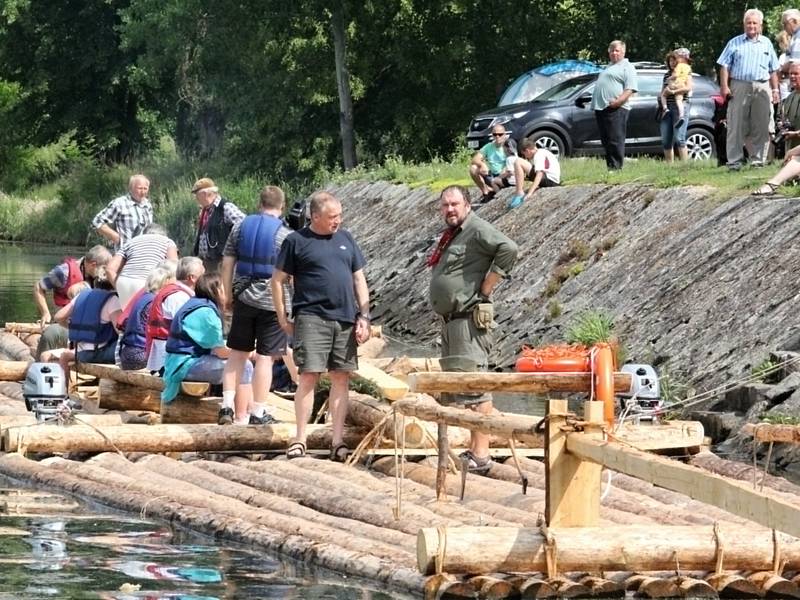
[191,177,245,273]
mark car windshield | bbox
[499,72,591,106]
[534,76,593,102]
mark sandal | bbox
[330,442,350,463]
[752,182,780,197]
[286,440,306,459]
[459,450,493,475]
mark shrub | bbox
[565,310,616,346]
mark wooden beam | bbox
[613,420,705,451]
[742,423,800,444]
[393,395,542,444]
[407,371,631,394]
[546,400,602,527]
[353,362,409,401]
[567,434,800,538]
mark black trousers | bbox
[595,107,629,170]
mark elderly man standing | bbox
[783,9,800,66]
[590,40,638,170]
[221,185,297,426]
[272,192,371,461]
[718,9,780,170]
[91,174,153,250]
[191,177,245,273]
[428,185,518,474]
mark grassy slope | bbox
[0,154,792,248]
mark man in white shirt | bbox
[507,138,561,209]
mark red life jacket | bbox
[145,282,194,354]
[116,286,147,331]
[52,257,84,307]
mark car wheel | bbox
[529,131,566,157]
[685,128,715,161]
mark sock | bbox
[234,416,250,425]
[250,403,267,418]
[221,391,235,410]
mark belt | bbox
[441,311,471,323]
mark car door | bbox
[625,73,664,152]
[568,84,604,154]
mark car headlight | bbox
[491,111,529,127]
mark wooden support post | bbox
[436,421,448,501]
[546,400,602,527]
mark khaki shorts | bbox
[439,315,493,406]
[294,312,358,373]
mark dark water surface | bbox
[0,244,409,599]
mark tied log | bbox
[0,454,426,594]
[407,371,631,394]
[0,414,124,443]
[416,525,800,575]
[742,422,800,444]
[0,361,31,382]
[2,423,367,454]
[0,332,32,362]
[393,395,543,445]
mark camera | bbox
[286,199,308,230]
[774,119,793,145]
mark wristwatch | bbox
[356,312,371,322]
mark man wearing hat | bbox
[191,177,245,273]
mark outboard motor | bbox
[618,364,662,421]
[22,363,70,422]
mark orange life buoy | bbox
[593,343,615,425]
[514,344,591,373]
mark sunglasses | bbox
[492,132,507,137]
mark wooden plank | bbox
[354,362,409,401]
[547,400,602,527]
[566,434,800,538]
[407,371,632,394]
[613,420,705,451]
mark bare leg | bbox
[513,158,532,195]
[663,148,674,162]
[294,371,320,443]
[677,146,688,161]
[469,400,493,459]
[282,348,299,383]
[769,157,800,186]
[675,95,685,120]
[469,164,491,195]
[327,370,351,446]
[223,349,249,419]
[250,353,274,407]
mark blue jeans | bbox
[660,104,689,149]
[185,354,253,384]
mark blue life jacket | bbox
[165,298,222,356]
[235,213,282,278]
[121,291,154,350]
[68,289,118,346]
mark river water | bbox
[0,243,408,599]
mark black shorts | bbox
[481,173,512,188]
[227,299,289,356]
[527,171,560,187]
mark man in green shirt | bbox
[428,185,518,473]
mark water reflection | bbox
[0,483,408,600]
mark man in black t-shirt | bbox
[272,192,371,462]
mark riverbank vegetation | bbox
[0,1,795,249]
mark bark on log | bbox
[78,363,163,389]
[393,395,543,444]
[0,453,425,593]
[742,423,800,444]
[635,577,680,598]
[468,575,517,599]
[0,382,24,401]
[0,414,123,438]
[519,578,556,598]
[97,379,220,423]
[415,525,800,575]
[674,577,717,598]
[3,323,43,334]
[435,581,477,599]
[0,361,30,381]
[747,572,800,598]
[407,371,631,394]
[129,454,415,550]
[689,451,800,496]
[578,576,624,598]
[705,573,761,598]
[223,456,461,533]
[3,422,367,453]
[0,332,32,362]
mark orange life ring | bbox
[514,344,591,373]
[593,343,615,425]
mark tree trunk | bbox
[394,395,543,444]
[416,524,800,575]
[0,332,32,362]
[3,322,43,334]
[97,379,219,423]
[330,1,356,170]
[407,371,631,394]
[0,361,30,381]
[3,422,367,454]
